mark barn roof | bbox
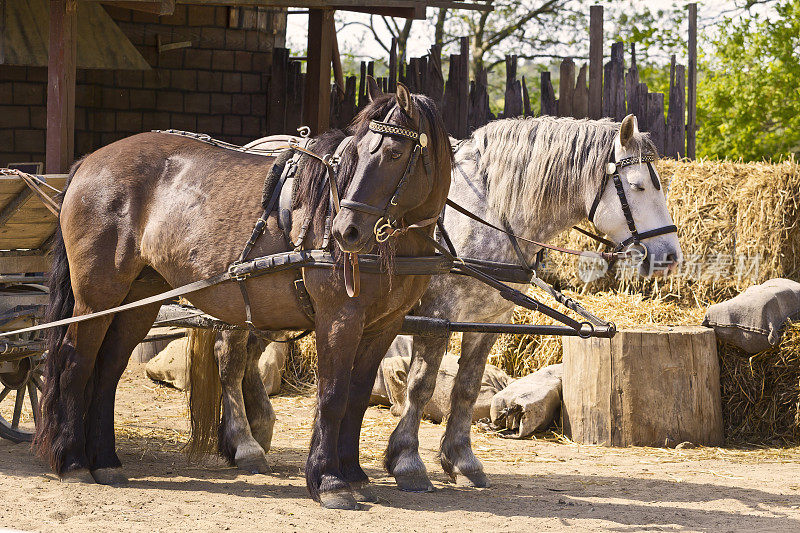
[1,0,151,69]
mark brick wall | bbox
[0,5,285,168]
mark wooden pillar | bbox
[46,0,78,174]
[303,9,333,135]
[588,5,603,119]
[687,3,698,159]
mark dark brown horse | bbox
[34,82,452,509]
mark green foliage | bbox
[697,1,800,161]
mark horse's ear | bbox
[620,114,636,147]
[396,82,416,120]
[366,75,382,102]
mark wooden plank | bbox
[46,0,78,174]
[521,75,531,117]
[572,64,588,118]
[102,0,174,15]
[456,36,469,138]
[442,53,460,136]
[646,92,666,156]
[285,61,304,133]
[0,190,34,227]
[503,55,522,118]
[0,252,50,274]
[588,4,603,119]
[666,58,686,159]
[540,71,556,116]
[302,8,333,135]
[687,2,697,159]
[425,45,444,108]
[388,38,398,93]
[602,42,625,121]
[558,57,575,117]
[467,67,490,132]
[635,82,649,131]
[330,15,344,98]
[266,48,288,135]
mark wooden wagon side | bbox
[0,172,64,442]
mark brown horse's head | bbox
[330,80,452,253]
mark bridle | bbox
[586,152,678,265]
[292,103,438,297]
[339,105,436,243]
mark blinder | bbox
[588,152,677,263]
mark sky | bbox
[284,1,758,65]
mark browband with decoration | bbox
[369,120,428,147]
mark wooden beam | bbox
[303,9,333,135]
[330,16,344,99]
[588,5,603,119]
[0,251,50,273]
[0,189,34,227]
[46,0,78,174]
[687,2,697,159]
[100,0,175,15]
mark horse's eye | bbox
[391,149,403,159]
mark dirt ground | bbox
[2,360,800,532]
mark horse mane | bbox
[292,92,451,234]
[472,116,657,227]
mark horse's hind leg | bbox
[85,277,166,485]
[338,326,400,503]
[242,333,277,454]
[217,329,269,474]
[384,333,449,493]
[438,331,498,488]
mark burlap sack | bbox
[377,354,511,423]
[489,364,563,438]
[703,278,800,353]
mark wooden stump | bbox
[562,326,723,447]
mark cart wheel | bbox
[0,354,44,443]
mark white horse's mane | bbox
[471,116,657,226]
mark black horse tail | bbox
[32,157,83,473]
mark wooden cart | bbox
[0,171,66,442]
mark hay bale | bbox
[718,322,800,444]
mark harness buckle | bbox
[228,261,250,282]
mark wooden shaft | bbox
[46,0,78,174]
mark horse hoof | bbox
[91,467,129,486]
[455,470,490,488]
[350,481,378,503]
[235,452,270,474]
[60,467,95,484]
[319,489,360,510]
[395,474,435,493]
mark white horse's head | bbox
[589,114,682,277]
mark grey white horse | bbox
[204,113,682,488]
[382,113,682,491]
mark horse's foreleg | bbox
[439,331,499,488]
[306,306,364,510]
[338,325,402,503]
[242,333,277,454]
[384,333,449,493]
[85,298,162,485]
[217,330,269,474]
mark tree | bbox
[697,0,800,161]
[437,0,584,76]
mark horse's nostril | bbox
[666,253,679,265]
[342,225,360,245]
